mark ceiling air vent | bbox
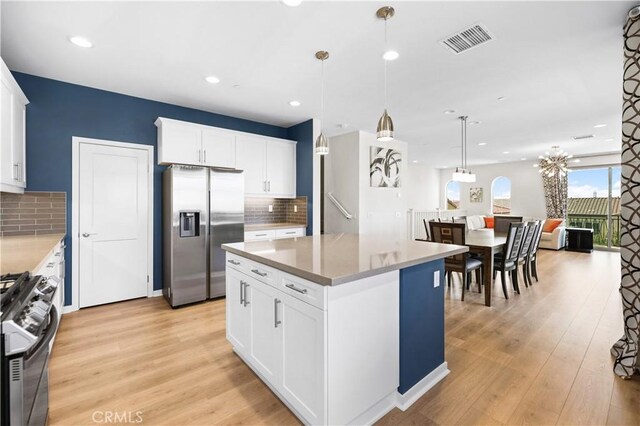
[439,23,495,55]
[573,134,595,140]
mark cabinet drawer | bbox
[279,273,326,310]
[245,230,276,241]
[275,228,305,239]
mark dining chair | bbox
[517,222,538,288]
[422,219,432,241]
[493,222,526,299]
[527,220,544,284]
[494,215,524,233]
[430,221,482,301]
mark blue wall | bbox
[13,72,311,305]
[287,119,314,236]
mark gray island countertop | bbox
[222,233,468,285]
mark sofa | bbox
[466,215,490,231]
[538,218,566,250]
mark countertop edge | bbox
[222,244,469,286]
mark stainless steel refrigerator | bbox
[163,165,244,307]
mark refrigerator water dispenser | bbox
[179,212,200,237]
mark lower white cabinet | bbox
[226,262,327,424]
[226,253,400,425]
[244,227,306,242]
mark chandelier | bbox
[452,116,476,182]
[535,145,572,177]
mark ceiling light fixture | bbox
[502,151,510,154]
[69,36,93,48]
[289,100,301,107]
[444,109,456,115]
[382,50,399,61]
[497,96,506,101]
[594,124,607,128]
[469,120,481,125]
[376,6,396,142]
[281,0,302,6]
[315,51,330,155]
[604,138,614,142]
[521,157,527,161]
[478,142,487,146]
[538,145,572,177]
[452,116,476,183]
[205,75,220,84]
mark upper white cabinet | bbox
[0,58,28,194]
[156,117,296,198]
[156,117,236,168]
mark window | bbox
[567,166,621,248]
[445,181,460,210]
[491,177,511,214]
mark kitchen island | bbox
[222,233,467,425]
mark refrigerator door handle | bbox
[204,150,207,164]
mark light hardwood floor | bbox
[49,250,640,425]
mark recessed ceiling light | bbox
[478,142,487,146]
[69,36,93,48]
[502,151,510,154]
[382,50,399,61]
[573,159,581,163]
[469,121,481,125]
[520,157,527,161]
[205,75,220,84]
[604,138,613,142]
[289,100,301,107]
[443,109,456,115]
[594,124,607,128]
[497,96,506,101]
[281,0,302,6]
[412,160,419,163]
[533,164,539,168]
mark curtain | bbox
[542,171,568,219]
[611,7,640,379]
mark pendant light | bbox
[315,50,329,155]
[452,116,476,183]
[376,6,395,142]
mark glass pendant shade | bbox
[315,132,329,155]
[376,109,394,141]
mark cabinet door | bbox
[236,134,266,195]
[266,139,296,197]
[12,98,25,187]
[0,77,14,185]
[226,268,250,355]
[248,277,281,383]
[159,121,202,165]
[279,293,326,424]
[202,128,236,168]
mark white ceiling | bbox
[1,1,633,167]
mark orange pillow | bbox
[484,217,495,229]
[542,219,563,233]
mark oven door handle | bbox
[25,305,59,362]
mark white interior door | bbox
[78,142,149,308]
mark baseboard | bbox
[395,362,449,411]
[346,391,397,425]
[150,290,163,297]
[62,305,78,314]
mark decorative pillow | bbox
[542,219,563,233]
[484,217,495,229]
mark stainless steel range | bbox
[1,271,59,426]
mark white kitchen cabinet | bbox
[247,276,281,384]
[0,58,28,194]
[235,134,267,194]
[226,268,251,356]
[278,291,326,425]
[156,118,237,168]
[265,139,296,197]
[202,127,235,168]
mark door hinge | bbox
[147,275,149,283]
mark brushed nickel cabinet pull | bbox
[285,283,308,294]
[240,280,245,305]
[227,259,240,265]
[274,299,282,328]
[251,269,267,277]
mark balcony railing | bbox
[567,214,620,247]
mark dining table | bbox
[464,230,507,307]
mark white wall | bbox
[439,153,622,219]
[324,131,408,240]
[406,163,441,211]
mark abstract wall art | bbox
[370,147,401,188]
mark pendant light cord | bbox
[320,58,325,125]
[384,17,388,110]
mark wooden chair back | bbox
[423,219,432,241]
[518,222,538,260]
[495,215,524,233]
[528,220,543,257]
[502,222,526,263]
[430,221,467,265]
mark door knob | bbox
[82,232,97,238]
